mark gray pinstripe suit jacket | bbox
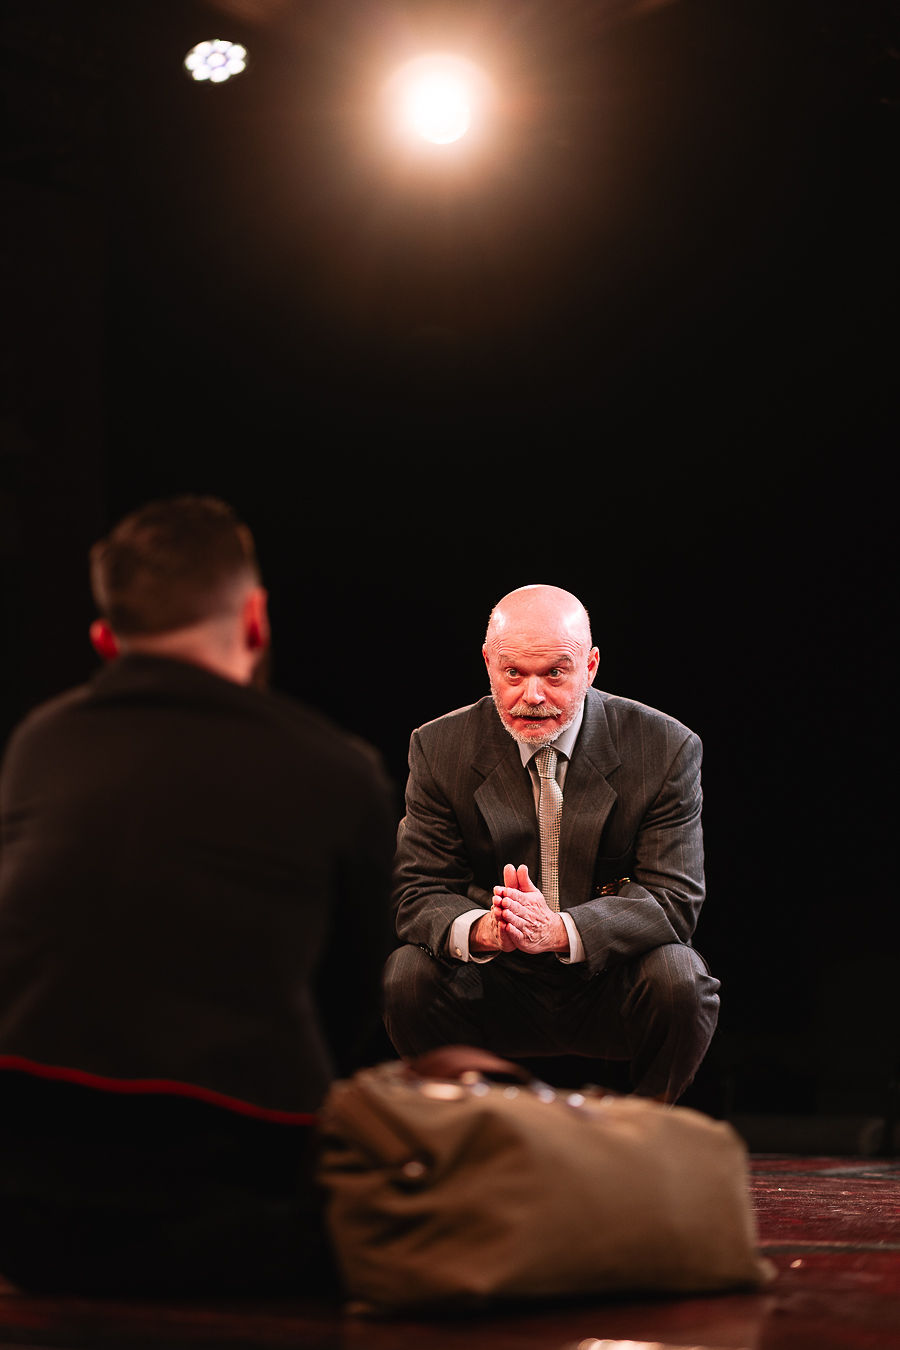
[393,688,706,978]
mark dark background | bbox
[3,0,896,1121]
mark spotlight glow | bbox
[184,39,247,84]
[385,54,492,146]
[405,69,470,143]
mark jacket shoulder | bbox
[262,686,390,781]
[412,696,496,744]
[592,689,698,744]
[1,684,91,758]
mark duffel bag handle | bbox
[404,1045,534,1085]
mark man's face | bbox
[484,625,599,749]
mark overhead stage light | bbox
[184,39,248,84]
[402,64,470,144]
[384,54,492,147]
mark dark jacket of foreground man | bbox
[0,654,395,1295]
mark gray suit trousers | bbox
[383,941,720,1103]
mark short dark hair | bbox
[89,496,261,635]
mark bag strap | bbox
[404,1045,531,1084]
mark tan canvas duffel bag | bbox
[316,1049,774,1315]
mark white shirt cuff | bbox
[449,909,498,962]
[556,911,585,964]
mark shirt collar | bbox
[517,700,585,770]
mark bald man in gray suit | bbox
[382,585,720,1103]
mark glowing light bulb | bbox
[405,71,470,144]
[386,54,491,147]
[184,39,247,84]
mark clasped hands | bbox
[469,863,568,955]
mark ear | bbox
[587,645,601,686]
[482,643,491,672]
[89,619,120,662]
[242,586,270,653]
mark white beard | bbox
[489,673,588,750]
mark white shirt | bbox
[448,704,587,964]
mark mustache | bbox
[509,704,564,719]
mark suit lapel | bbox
[473,727,540,878]
[558,692,620,905]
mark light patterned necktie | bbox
[534,746,563,912]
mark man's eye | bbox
[505,668,520,679]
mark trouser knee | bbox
[382,944,465,1057]
[623,943,720,1099]
[383,944,444,1016]
[631,944,719,1029]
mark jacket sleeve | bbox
[315,744,399,1073]
[392,729,492,956]
[568,730,706,976]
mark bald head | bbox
[483,585,599,749]
[485,585,592,652]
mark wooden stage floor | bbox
[1,1155,898,1350]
